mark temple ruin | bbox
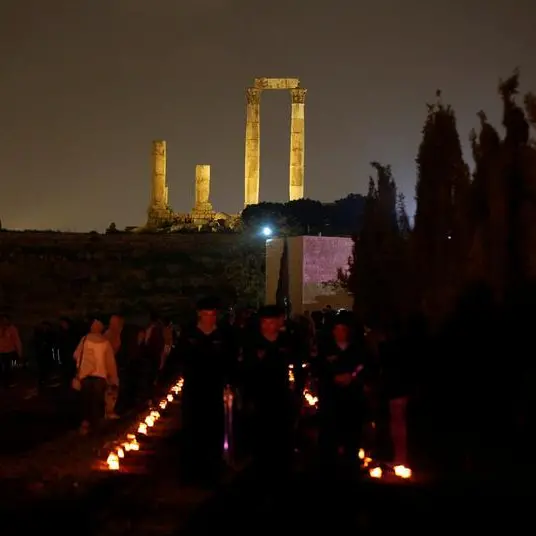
[146,141,235,230]
[244,77,306,207]
[146,140,173,226]
[145,77,306,229]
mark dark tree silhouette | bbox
[240,195,366,236]
[412,91,469,322]
[347,163,407,327]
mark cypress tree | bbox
[496,71,536,290]
[467,111,505,296]
[349,164,405,327]
[413,91,469,323]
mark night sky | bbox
[1,1,535,231]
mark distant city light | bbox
[262,226,272,237]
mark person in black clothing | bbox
[115,325,144,411]
[379,334,413,467]
[242,305,301,481]
[178,297,234,485]
[226,308,256,461]
[57,317,80,384]
[315,311,368,463]
[33,321,55,388]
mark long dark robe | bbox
[178,325,233,481]
[243,332,299,473]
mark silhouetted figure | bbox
[33,321,55,387]
[315,311,368,465]
[57,317,79,383]
[104,314,124,419]
[145,313,165,402]
[178,297,234,485]
[121,326,147,409]
[242,305,300,483]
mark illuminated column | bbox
[244,88,261,207]
[151,140,167,208]
[194,164,212,211]
[289,88,306,201]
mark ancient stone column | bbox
[151,140,167,208]
[244,88,261,207]
[289,88,306,201]
[194,164,212,212]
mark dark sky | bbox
[1,1,535,231]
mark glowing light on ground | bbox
[303,389,318,407]
[103,378,184,471]
[107,452,120,470]
[394,465,412,479]
[369,466,382,478]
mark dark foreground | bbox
[1,386,532,535]
[0,380,78,457]
[183,463,532,535]
[4,458,532,536]
[4,453,534,534]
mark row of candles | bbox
[106,377,184,471]
[359,447,412,480]
[106,368,412,481]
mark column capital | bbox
[246,87,262,105]
[290,88,307,104]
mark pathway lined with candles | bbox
[6,376,225,535]
[4,371,532,535]
[101,378,184,472]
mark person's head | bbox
[196,297,219,329]
[59,316,71,330]
[258,305,284,337]
[332,311,353,344]
[108,314,124,331]
[0,314,10,328]
[89,315,105,335]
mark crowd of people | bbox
[178,298,410,485]
[0,312,177,433]
[3,298,533,487]
[1,303,411,485]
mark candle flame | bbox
[137,422,148,435]
[394,465,412,479]
[369,467,382,479]
[107,452,120,470]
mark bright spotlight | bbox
[261,226,272,237]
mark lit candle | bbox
[369,467,382,479]
[138,422,148,435]
[394,465,412,479]
[107,452,120,470]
